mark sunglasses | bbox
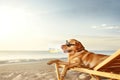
[66,40,75,47]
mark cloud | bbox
[92,24,120,30]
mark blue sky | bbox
[0,0,120,50]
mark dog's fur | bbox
[47,39,109,80]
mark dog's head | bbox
[61,39,85,53]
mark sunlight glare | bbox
[0,6,27,37]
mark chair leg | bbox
[55,63,68,80]
[60,66,68,80]
[55,63,61,80]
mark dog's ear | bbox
[76,41,85,52]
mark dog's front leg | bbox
[68,63,80,68]
[47,59,61,65]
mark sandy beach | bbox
[0,59,91,80]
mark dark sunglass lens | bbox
[66,40,69,45]
[66,40,69,44]
[66,40,75,46]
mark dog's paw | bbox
[47,61,53,65]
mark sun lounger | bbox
[54,49,120,80]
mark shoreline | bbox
[0,58,67,65]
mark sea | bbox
[0,50,116,64]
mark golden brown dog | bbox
[47,39,109,80]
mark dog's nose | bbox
[61,45,65,49]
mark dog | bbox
[47,39,109,80]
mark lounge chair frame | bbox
[54,49,120,80]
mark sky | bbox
[0,0,120,51]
